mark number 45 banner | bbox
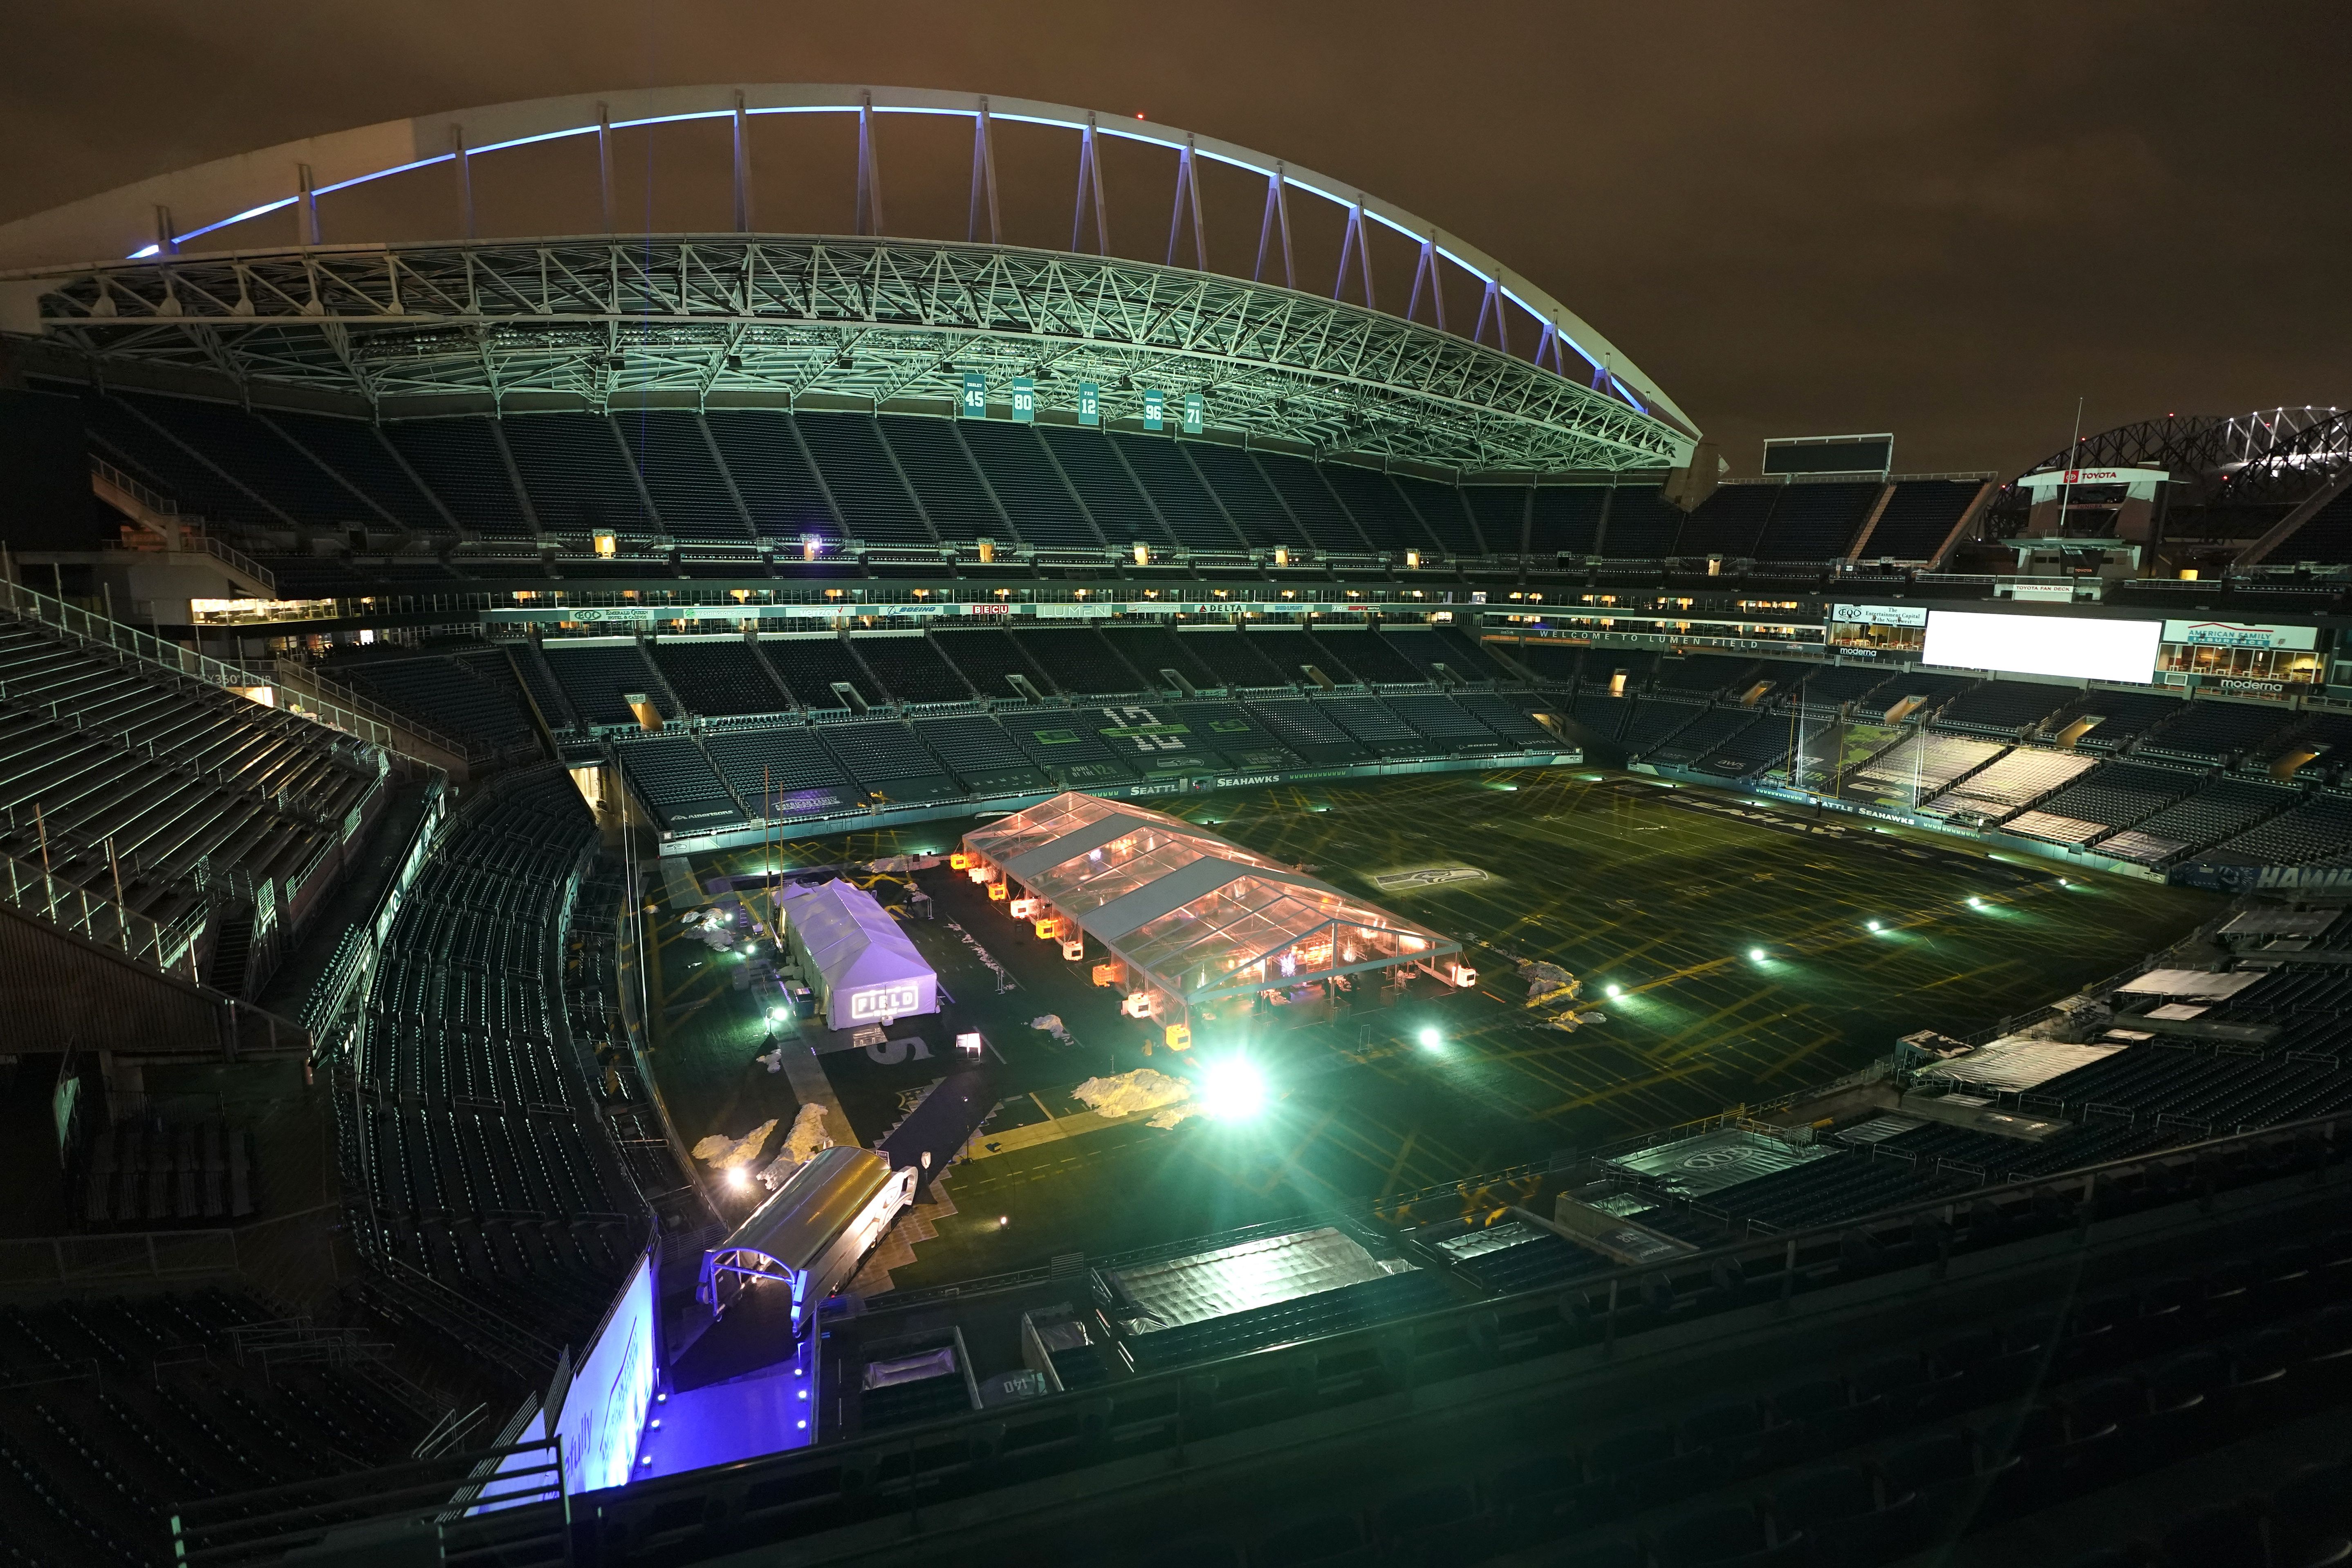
[959,372,987,417]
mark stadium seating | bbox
[1924,747,2094,820]
[615,736,742,830]
[702,411,838,541]
[2199,790,2352,866]
[795,414,932,545]
[1651,706,1767,772]
[2267,482,2352,564]
[2072,691,2185,754]
[702,728,862,816]
[848,634,977,706]
[346,767,633,1372]
[1017,628,1152,695]
[326,647,543,762]
[1528,485,1608,556]
[878,416,1006,543]
[1860,479,1980,560]
[0,617,376,940]
[2135,699,2300,766]
[955,420,1099,547]
[541,642,661,728]
[2031,760,2202,835]
[934,630,1054,700]
[760,635,882,711]
[815,719,960,801]
[2109,776,2300,863]
[648,638,791,718]
[911,714,1049,794]
[1932,682,2073,740]
[614,409,751,542]
[0,1286,454,1564]
[1755,481,1880,560]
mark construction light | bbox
[1749,947,1767,962]
[1199,1057,1268,1121]
[1418,1027,1442,1050]
[1605,984,1623,1000]
[1967,897,1984,909]
[1866,920,1882,933]
[726,1167,750,1190]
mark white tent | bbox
[778,879,939,1031]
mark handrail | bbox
[0,574,437,760]
[270,658,473,760]
[0,842,205,977]
[90,455,279,594]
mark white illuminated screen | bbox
[1922,611,2160,685]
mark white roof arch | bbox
[0,83,1692,435]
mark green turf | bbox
[646,767,2224,1288]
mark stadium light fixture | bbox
[1748,947,1767,962]
[1866,920,1882,933]
[726,1167,750,1190]
[1967,897,1984,910]
[1418,1027,1443,1051]
[1605,984,1623,1000]
[1199,1057,1269,1120]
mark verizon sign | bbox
[848,982,923,1021]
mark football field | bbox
[646,767,2224,1289]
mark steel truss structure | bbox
[15,236,1688,473]
[1987,406,2352,539]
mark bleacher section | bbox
[759,635,881,711]
[615,737,742,832]
[1931,682,2071,740]
[324,646,542,763]
[1860,479,1980,560]
[343,767,632,1374]
[0,1287,448,1566]
[647,639,789,717]
[1922,747,2094,822]
[0,615,378,942]
[849,634,975,706]
[541,642,660,728]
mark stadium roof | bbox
[962,792,1458,1007]
[0,84,1695,474]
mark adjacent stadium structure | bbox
[4,77,2352,1568]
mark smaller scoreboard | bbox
[1763,432,1893,477]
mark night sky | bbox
[4,2,2343,475]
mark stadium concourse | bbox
[2,79,2352,1568]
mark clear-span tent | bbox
[961,792,1458,1009]
[778,878,938,1030]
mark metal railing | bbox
[0,843,204,978]
[0,574,435,760]
[90,456,280,594]
[167,1435,570,1567]
[271,658,473,759]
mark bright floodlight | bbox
[1866,920,1882,932]
[726,1167,750,1190]
[1968,897,1984,908]
[1749,947,1767,962]
[1199,1057,1268,1121]
[1605,984,1623,1000]
[1418,1027,1442,1050]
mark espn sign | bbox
[848,983,923,1021]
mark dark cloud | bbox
[2,0,2342,474]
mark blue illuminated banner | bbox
[1181,392,1204,435]
[960,372,987,418]
[1142,389,1165,431]
[1077,381,1100,426]
[1010,376,1036,424]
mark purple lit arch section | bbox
[0,84,1686,432]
